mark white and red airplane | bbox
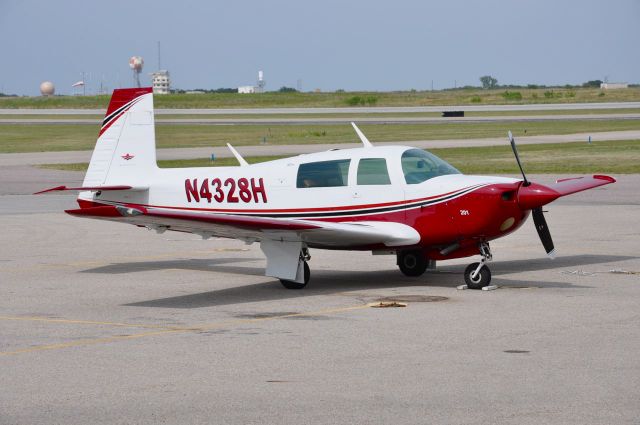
[38,88,615,289]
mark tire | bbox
[464,263,492,290]
[398,250,428,277]
[280,261,310,289]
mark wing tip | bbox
[593,174,616,184]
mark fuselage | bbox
[81,145,528,257]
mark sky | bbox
[1,0,639,96]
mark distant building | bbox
[600,82,628,89]
[238,85,256,94]
[238,70,265,94]
[150,70,171,94]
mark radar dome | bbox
[40,81,55,96]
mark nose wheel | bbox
[464,242,492,290]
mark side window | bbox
[296,159,351,188]
[357,158,391,185]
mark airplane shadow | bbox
[77,253,639,309]
[81,257,265,276]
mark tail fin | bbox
[82,87,157,187]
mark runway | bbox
[1,167,639,424]
[2,101,640,115]
[2,113,639,125]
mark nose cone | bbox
[517,182,560,210]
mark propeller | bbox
[508,131,555,258]
[508,130,530,187]
[532,207,555,258]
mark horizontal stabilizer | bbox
[65,205,124,218]
[35,185,148,195]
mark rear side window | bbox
[297,159,351,188]
[357,158,391,185]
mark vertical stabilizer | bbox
[82,87,157,187]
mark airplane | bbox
[37,87,616,290]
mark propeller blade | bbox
[508,131,530,187]
[532,207,556,258]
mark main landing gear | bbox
[397,249,429,277]
[464,242,492,290]
[280,248,311,290]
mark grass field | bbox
[39,140,640,174]
[1,119,639,153]
[2,87,640,109]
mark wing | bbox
[65,204,420,248]
[552,175,615,196]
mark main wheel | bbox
[280,261,310,289]
[464,262,492,290]
[398,250,428,277]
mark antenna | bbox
[351,122,373,148]
[226,143,249,167]
[157,41,161,70]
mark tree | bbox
[278,86,297,93]
[479,75,498,89]
[582,80,603,88]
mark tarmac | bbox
[1,162,639,424]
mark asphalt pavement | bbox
[1,167,639,424]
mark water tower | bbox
[40,81,55,96]
[129,56,144,87]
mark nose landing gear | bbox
[464,242,492,289]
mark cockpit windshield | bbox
[401,149,460,184]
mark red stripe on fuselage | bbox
[90,184,485,215]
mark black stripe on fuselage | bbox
[240,185,484,218]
